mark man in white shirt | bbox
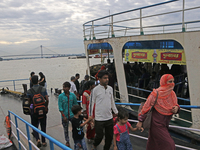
[89,70,118,150]
[69,76,79,99]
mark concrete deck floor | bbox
[0,92,200,150]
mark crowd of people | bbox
[27,68,180,150]
[123,62,189,98]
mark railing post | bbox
[49,141,54,150]
[83,25,87,40]
[26,124,32,150]
[182,0,185,32]
[111,15,115,37]
[92,21,96,40]
[89,27,91,40]
[124,27,127,36]
[8,111,10,118]
[15,116,21,149]
[13,80,16,91]
[140,9,144,35]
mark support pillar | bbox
[84,44,90,76]
[183,32,200,128]
[109,40,129,104]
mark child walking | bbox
[71,105,93,150]
[113,109,143,150]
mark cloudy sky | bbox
[0,0,199,56]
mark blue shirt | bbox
[58,92,78,119]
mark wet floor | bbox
[0,92,200,150]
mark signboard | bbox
[125,49,186,65]
[88,49,99,55]
[101,49,113,53]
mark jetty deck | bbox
[0,92,200,150]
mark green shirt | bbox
[58,92,78,119]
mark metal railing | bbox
[115,85,193,124]
[8,111,71,150]
[0,78,29,92]
[115,102,200,109]
[83,0,200,40]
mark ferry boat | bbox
[83,0,200,149]
[1,0,200,150]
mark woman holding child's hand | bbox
[137,74,179,150]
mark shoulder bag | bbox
[138,90,158,129]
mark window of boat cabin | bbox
[122,40,189,102]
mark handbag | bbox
[138,90,158,129]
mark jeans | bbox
[62,119,71,142]
[74,138,87,150]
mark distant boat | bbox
[77,56,92,59]
[94,55,106,58]
[68,56,77,59]
[68,56,92,59]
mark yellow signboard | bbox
[124,49,186,65]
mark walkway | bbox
[0,92,200,150]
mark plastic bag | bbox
[0,134,12,149]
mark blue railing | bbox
[127,85,190,102]
[8,111,71,150]
[0,78,29,91]
[77,101,200,109]
[115,103,200,109]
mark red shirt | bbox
[113,122,131,141]
[82,90,95,117]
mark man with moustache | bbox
[89,70,118,150]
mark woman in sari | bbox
[136,74,180,150]
[82,81,96,142]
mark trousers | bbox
[94,119,113,150]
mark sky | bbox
[0,0,199,56]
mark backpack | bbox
[22,97,31,115]
[30,86,46,119]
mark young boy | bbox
[71,105,93,150]
[58,81,78,147]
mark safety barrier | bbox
[115,102,200,109]
[127,85,190,102]
[8,111,71,150]
[115,85,193,124]
[77,100,199,109]
[83,0,200,40]
[0,79,29,92]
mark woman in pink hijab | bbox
[137,74,180,150]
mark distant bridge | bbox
[0,45,63,58]
[0,54,60,58]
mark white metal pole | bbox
[92,21,95,39]
[140,9,144,35]
[182,0,185,32]
[111,15,115,37]
[83,25,86,40]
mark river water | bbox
[0,57,101,91]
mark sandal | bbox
[65,142,70,147]
[42,142,47,147]
[37,141,41,148]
